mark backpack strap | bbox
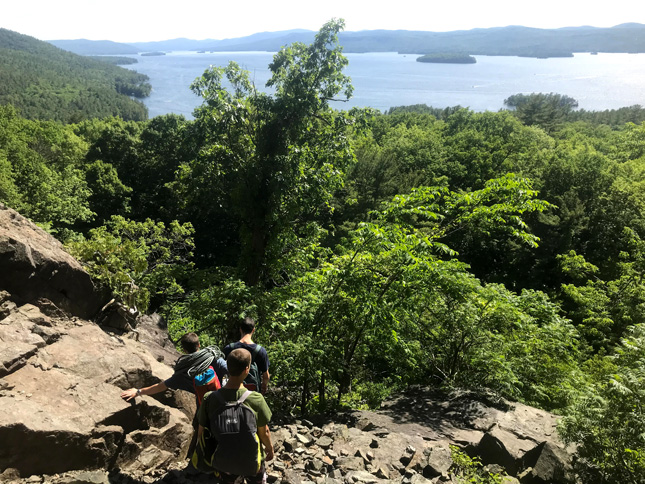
[237,390,253,404]
[232,342,261,363]
[250,344,262,360]
[213,389,252,405]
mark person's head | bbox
[239,317,256,336]
[179,332,200,353]
[227,348,251,377]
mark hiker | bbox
[223,317,270,394]
[120,332,227,404]
[121,332,228,459]
[197,348,274,483]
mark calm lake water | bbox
[125,52,645,119]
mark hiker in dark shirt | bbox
[121,332,228,459]
[121,332,227,402]
[223,317,269,394]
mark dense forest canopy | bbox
[88,56,139,65]
[2,19,645,483]
[0,29,150,123]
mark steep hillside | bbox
[0,29,150,122]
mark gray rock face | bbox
[0,205,110,319]
[241,390,574,484]
[0,301,193,478]
[0,302,49,377]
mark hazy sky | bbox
[3,0,644,42]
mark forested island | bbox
[3,20,645,484]
[89,55,139,65]
[521,51,574,58]
[416,53,476,64]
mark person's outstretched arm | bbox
[120,381,168,401]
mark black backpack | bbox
[210,390,262,476]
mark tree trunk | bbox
[243,223,269,286]
[319,371,326,409]
[301,369,309,416]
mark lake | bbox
[124,52,645,119]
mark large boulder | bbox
[0,204,109,319]
[0,302,193,478]
[0,206,197,480]
[520,441,575,484]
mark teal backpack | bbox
[232,343,263,391]
[245,344,262,391]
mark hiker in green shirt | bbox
[197,348,274,484]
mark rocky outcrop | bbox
[0,204,110,319]
[0,206,195,479]
[4,392,575,484]
[0,302,194,478]
[0,318,575,484]
[0,304,577,484]
[252,389,574,484]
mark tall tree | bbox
[182,19,362,285]
[0,105,94,229]
[559,324,645,484]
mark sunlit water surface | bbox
[124,52,645,119]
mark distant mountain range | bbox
[47,24,645,58]
[49,39,140,55]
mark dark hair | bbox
[227,348,251,376]
[240,317,256,335]
[179,332,200,353]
